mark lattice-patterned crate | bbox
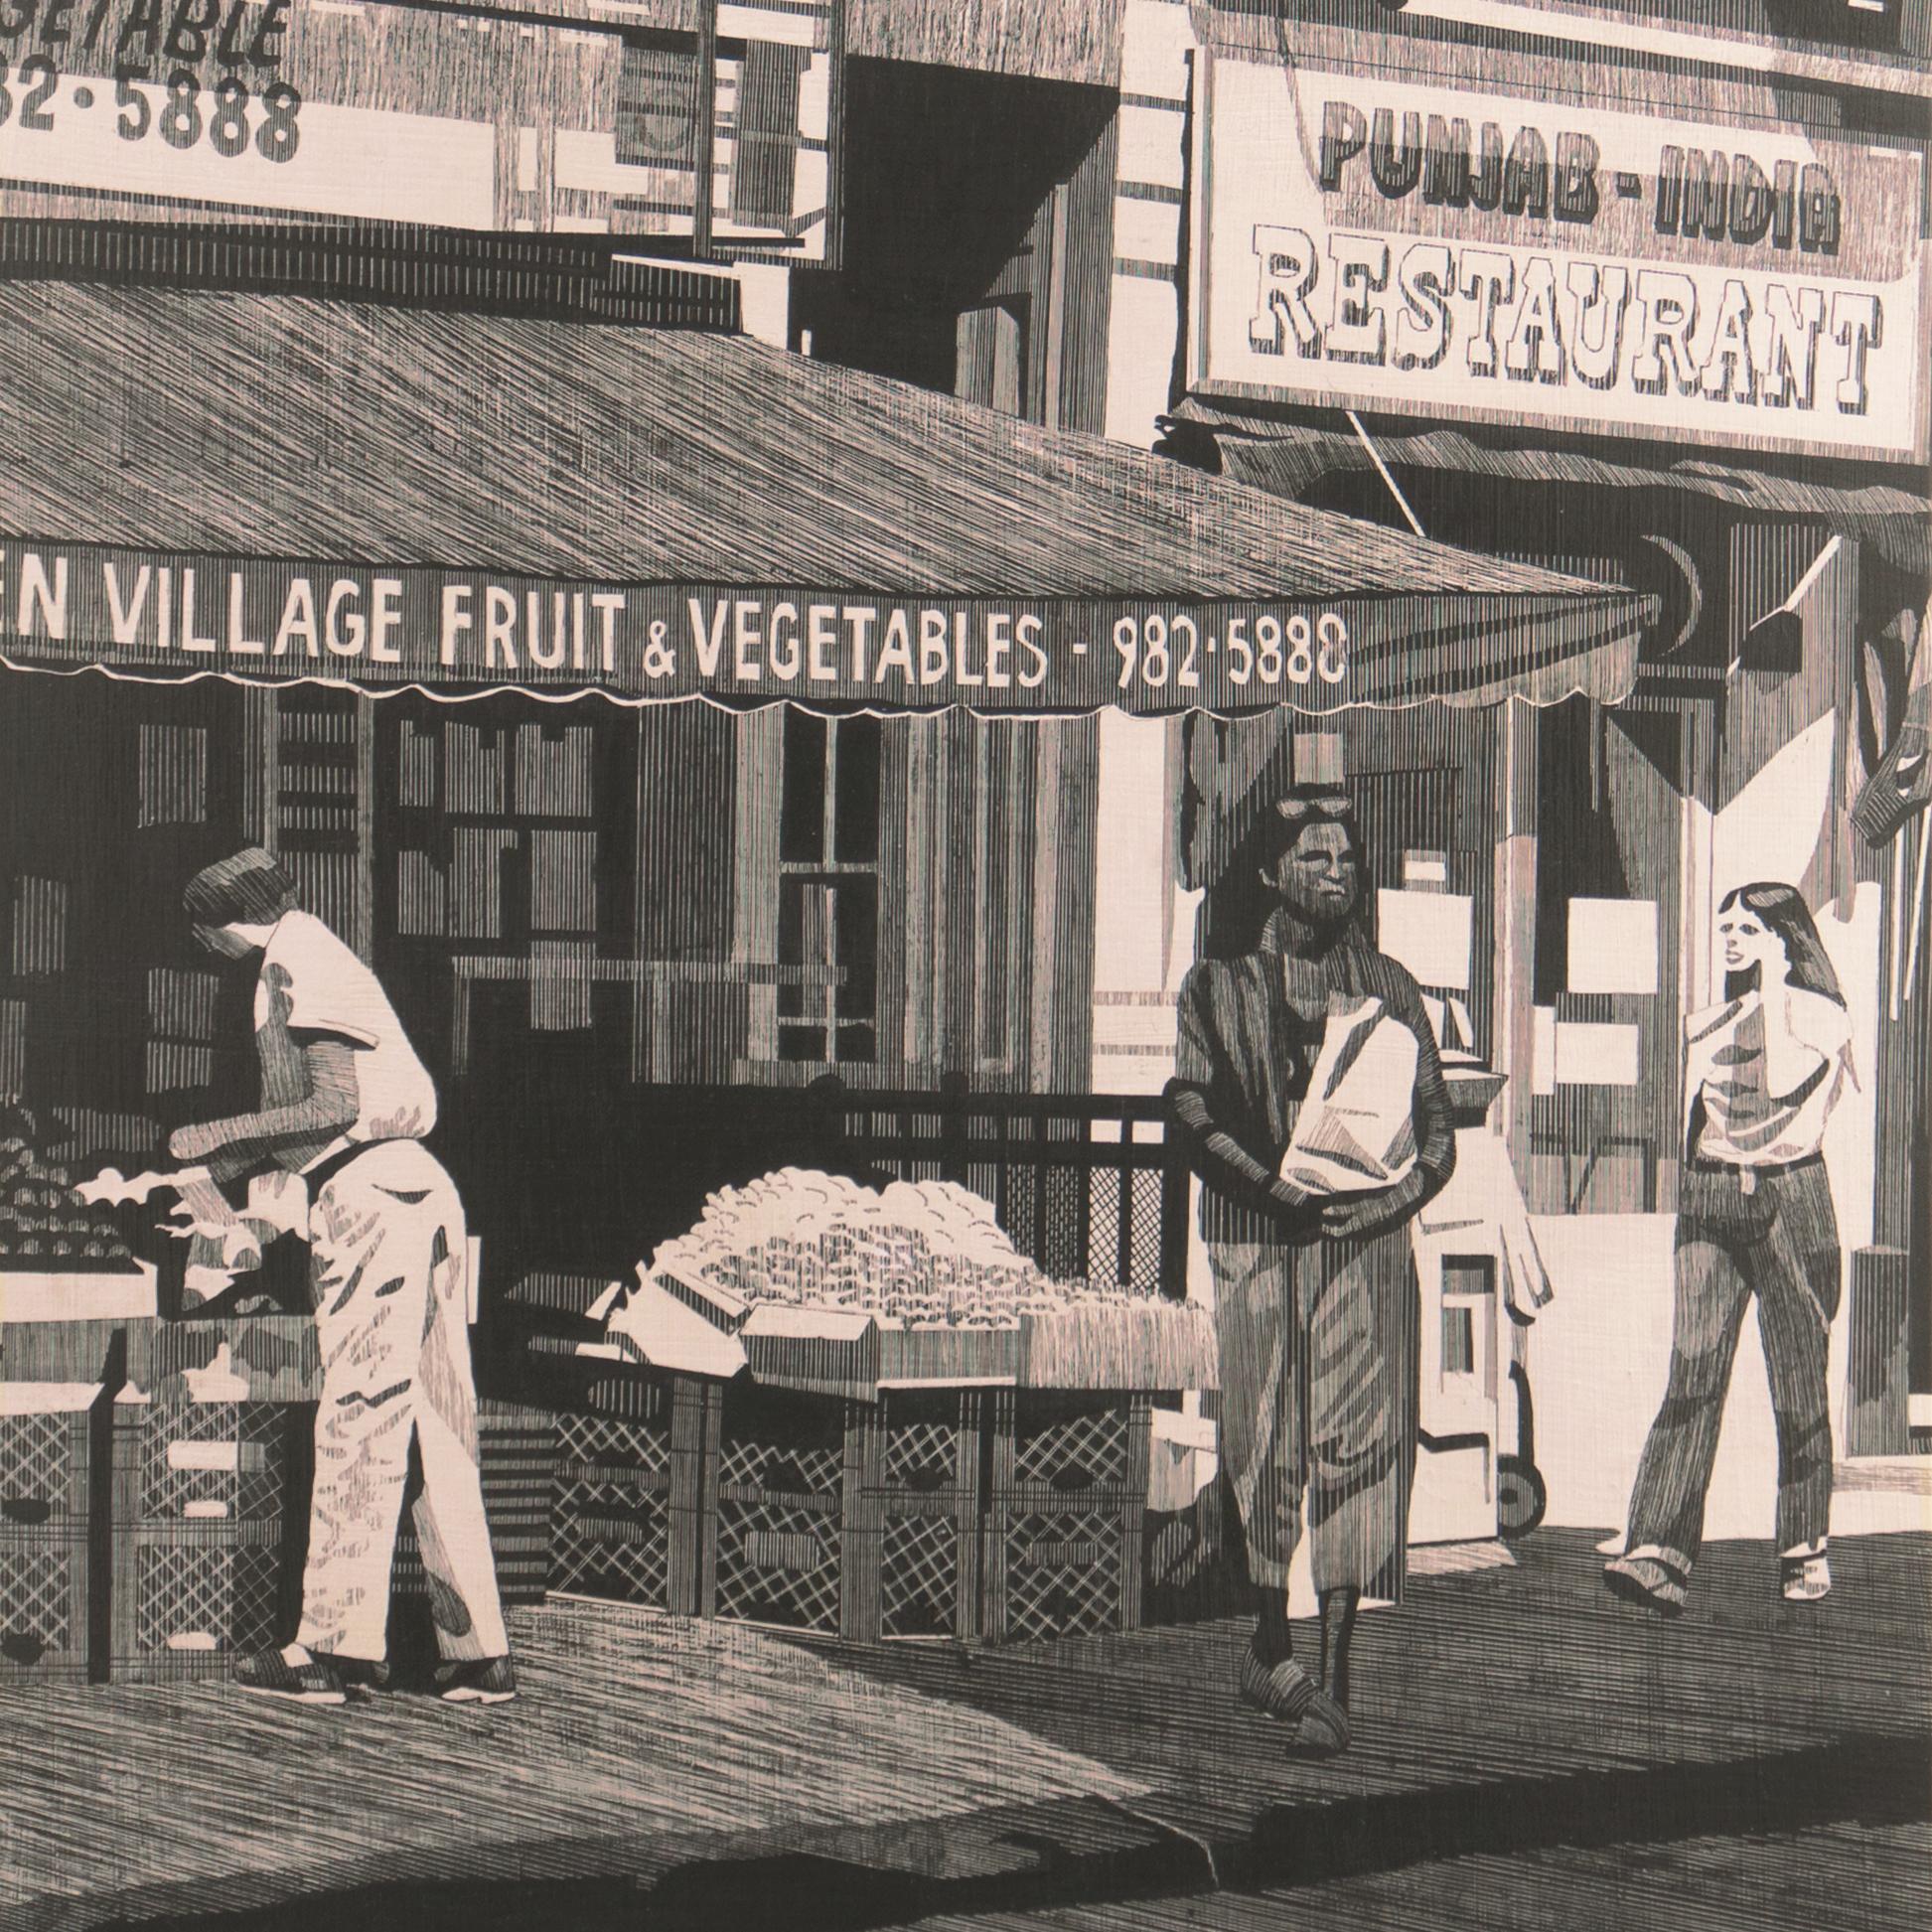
[709,1383,849,1635]
[983,1392,1153,1643]
[393,1402,560,1609]
[989,1391,1153,1509]
[109,1520,285,1681]
[848,1389,988,1643]
[0,1384,101,1531]
[549,1475,674,1607]
[110,1394,291,1528]
[537,1362,720,1615]
[983,1504,1146,1643]
[545,1402,675,1611]
[0,1528,91,1679]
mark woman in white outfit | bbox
[1606,882,1854,1617]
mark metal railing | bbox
[804,1072,1191,1299]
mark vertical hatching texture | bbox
[9,877,68,976]
[396,851,450,938]
[136,724,210,828]
[398,721,440,811]
[0,1000,25,1100]
[516,725,596,818]
[529,941,597,1032]
[146,969,220,1042]
[845,0,1123,85]
[529,829,599,936]
[451,828,520,940]
[731,709,784,1069]
[446,724,509,817]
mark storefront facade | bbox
[1083,0,1930,1454]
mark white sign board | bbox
[1195,54,1926,462]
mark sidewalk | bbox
[5,1529,1927,1931]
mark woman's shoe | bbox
[1780,1554,1832,1602]
[1237,1649,1351,1756]
[1603,1553,1689,1616]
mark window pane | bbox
[832,874,876,1020]
[833,716,882,864]
[779,1024,827,1064]
[781,710,827,863]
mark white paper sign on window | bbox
[1377,888,1473,991]
[1567,898,1660,996]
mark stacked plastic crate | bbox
[538,1358,719,1616]
[856,1389,988,1642]
[0,1384,101,1682]
[704,1384,991,1642]
[984,1391,1153,1642]
[708,1382,850,1635]
[108,1390,291,1680]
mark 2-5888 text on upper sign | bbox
[0,59,301,159]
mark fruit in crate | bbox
[0,1112,137,1269]
[639,1168,1159,1326]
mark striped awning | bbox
[0,281,1653,717]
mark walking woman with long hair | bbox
[1606,882,1856,1615]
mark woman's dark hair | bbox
[1719,881,1846,1008]
[182,848,300,929]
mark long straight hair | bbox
[1719,882,1847,1009]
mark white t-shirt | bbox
[254,911,437,1173]
[1684,985,1854,1168]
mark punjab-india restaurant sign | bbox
[1194,54,1926,463]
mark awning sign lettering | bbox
[0,540,1646,715]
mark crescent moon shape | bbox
[1640,533,1704,658]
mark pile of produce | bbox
[647,1169,1153,1328]
[0,1109,137,1268]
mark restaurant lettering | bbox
[0,539,1642,715]
[1316,103,1846,255]
[1198,58,1924,460]
[1249,229,1884,418]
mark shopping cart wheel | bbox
[1496,1455,1548,1541]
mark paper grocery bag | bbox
[1278,995,1420,1197]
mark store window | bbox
[777,709,880,1064]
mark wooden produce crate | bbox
[0,1385,105,1681]
[707,1381,993,1644]
[110,1394,291,1529]
[853,1388,989,1643]
[529,1347,721,1617]
[110,1518,284,1682]
[709,1381,850,1636]
[107,1392,296,1681]
[983,1391,1154,1643]
[0,1526,93,1680]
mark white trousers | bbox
[294,1140,509,1664]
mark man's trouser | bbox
[1623,1158,1838,1575]
[1209,1229,1419,1603]
[295,1140,510,1664]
